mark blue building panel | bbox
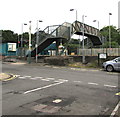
[0,43,17,56]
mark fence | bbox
[78,48,120,56]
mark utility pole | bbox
[21,23,27,57]
[28,21,32,64]
[36,20,43,63]
[82,15,87,64]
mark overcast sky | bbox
[0,0,119,34]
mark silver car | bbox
[102,57,120,72]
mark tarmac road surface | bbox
[2,62,119,116]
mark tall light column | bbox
[93,20,99,30]
[21,23,27,57]
[82,15,87,64]
[70,9,78,21]
[109,13,112,49]
[118,2,120,57]
[36,20,43,63]
[28,21,32,64]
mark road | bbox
[2,62,119,116]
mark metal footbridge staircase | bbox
[30,21,102,57]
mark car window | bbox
[118,58,120,62]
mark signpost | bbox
[98,53,107,66]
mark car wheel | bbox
[106,65,114,72]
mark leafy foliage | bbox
[2,30,18,43]
[100,26,120,47]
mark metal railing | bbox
[78,48,120,56]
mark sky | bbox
[0,0,119,34]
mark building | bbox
[0,43,17,56]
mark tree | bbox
[100,26,120,48]
[64,38,79,54]
[2,30,18,43]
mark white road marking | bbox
[107,72,118,75]
[45,77,55,80]
[74,81,82,83]
[88,82,99,85]
[58,79,68,82]
[23,76,31,78]
[30,77,43,80]
[30,78,39,80]
[34,77,43,79]
[41,79,50,81]
[54,80,60,82]
[24,82,64,94]
[16,75,21,77]
[104,84,117,88]
[18,77,26,79]
[110,101,120,117]
[54,79,68,83]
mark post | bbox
[21,24,23,58]
[78,35,81,55]
[21,23,27,58]
[36,20,42,63]
[109,13,112,49]
[76,10,77,21]
[109,13,112,56]
[17,35,20,56]
[36,21,39,63]
[82,15,86,64]
[28,21,32,64]
[70,9,77,21]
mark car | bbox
[102,57,120,72]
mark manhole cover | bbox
[32,104,61,114]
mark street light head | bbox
[70,9,74,11]
[109,13,112,15]
[93,20,97,22]
[39,20,43,22]
[24,23,27,25]
[82,15,87,18]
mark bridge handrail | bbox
[72,21,100,37]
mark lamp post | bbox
[36,20,43,63]
[93,20,99,30]
[82,15,87,64]
[28,21,32,64]
[109,13,112,49]
[21,23,27,57]
[70,9,78,21]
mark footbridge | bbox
[29,21,102,57]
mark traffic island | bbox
[0,73,16,81]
